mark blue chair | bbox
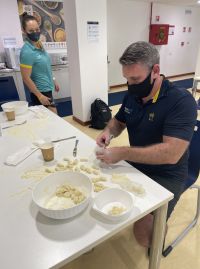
[0,76,19,107]
[162,120,200,257]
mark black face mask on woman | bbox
[127,71,155,99]
[27,31,40,42]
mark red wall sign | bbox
[149,24,169,45]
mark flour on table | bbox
[111,174,145,195]
[20,156,146,197]
[5,119,48,141]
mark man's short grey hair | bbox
[119,41,160,70]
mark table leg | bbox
[149,203,168,269]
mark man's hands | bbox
[96,130,121,164]
[96,147,124,164]
[96,130,114,147]
[96,122,126,164]
[96,127,124,164]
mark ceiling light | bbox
[198,0,200,4]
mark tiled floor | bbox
[61,79,200,269]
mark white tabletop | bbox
[0,107,173,269]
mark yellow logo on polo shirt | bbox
[124,107,132,114]
[149,112,155,121]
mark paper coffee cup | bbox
[40,142,54,162]
[5,109,15,121]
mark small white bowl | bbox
[1,101,28,115]
[32,171,92,219]
[93,188,135,222]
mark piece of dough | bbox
[93,182,107,192]
[57,162,65,168]
[92,177,107,183]
[111,174,145,195]
[45,167,55,173]
[80,158,88,162]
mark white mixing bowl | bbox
[32,171,92,219]
[1,101,28,115]
[93,188,135,222]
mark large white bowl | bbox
[1,101,28,115]
[93,188,135,222]
[32,171,92,219]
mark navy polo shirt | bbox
[115,79,197,181]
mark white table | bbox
[0,107,173,269]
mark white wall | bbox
[64,0,108,122]
[2,0,199,94]
[107,0,150,86]
[0,0,23,52]
[194,45,200,77]
[107,0,200,86]
[152,3,200,77]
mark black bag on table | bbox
[90,98,112,129]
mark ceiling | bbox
[144,0,200,6]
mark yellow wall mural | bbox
[17,0,66,43]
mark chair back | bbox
[0,76,19,106]
[185,120,200,190]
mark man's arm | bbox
[105,117,126,138]
[123,136,189,164]
[96,136,189,165]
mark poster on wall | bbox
[17,0,66,43]
[169,25,175,35]
[87,21,99,42]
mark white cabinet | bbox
[52,65,70,99]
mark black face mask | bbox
[127,72,155,99]
[27,32,40,42]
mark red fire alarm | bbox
[149,24,169,45]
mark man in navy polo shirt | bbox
[96,41,197,248]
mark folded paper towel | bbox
[5,146,38,166]
[28,107,49,119]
